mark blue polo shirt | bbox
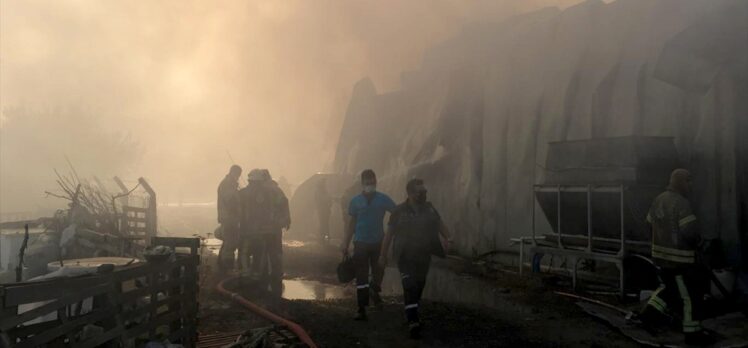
[348,191,396,243]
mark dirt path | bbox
[198,241,637,347]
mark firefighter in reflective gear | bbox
[239,169,290,294]
[217,165,242,273]
[640,169,713,345]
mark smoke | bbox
[0,0,579,214]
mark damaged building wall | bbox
[333,0,748,266]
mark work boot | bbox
[353,307,367,321]
[685,330,715,346]
[408,322,421,339]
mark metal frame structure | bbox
[518,184,651,297]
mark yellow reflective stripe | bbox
[678,214,696,227]
[675,275,701,333]
[646,285,668,312]
[652,244,695,257]
[683,323,702,333]
[650,296,667,308]
[652,250,695,264]
[648,297,667,312]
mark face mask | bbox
[363,185,376,193]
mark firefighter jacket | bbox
[647,190,701,267]
[239,180,290,235]
[217,175,240,224]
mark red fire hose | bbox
[215,277,318,348]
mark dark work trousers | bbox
[644,266,707,333]
[398,251,431,323]
[251,232,284,294]
[353,241,383,309]
[218,221,240,271]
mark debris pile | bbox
[0,169,157,281]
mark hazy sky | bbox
[1,0,579,213]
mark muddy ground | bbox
[196,240,638,347]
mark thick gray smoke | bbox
[0,0,580,215]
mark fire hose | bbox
[215,277,318,348]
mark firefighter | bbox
[217,165,242,273]
[639,168,713,345]
[239,169,290,295]
[340,169,396,320]
[379,178,453,339]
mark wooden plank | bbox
[1,283,110,330]
[167,327,189,345]
[4,261,183,304]
[3,276,109,306]
[122,310,181,341]
[120,277,193,304]
[169,265,182,334]
[121,291,194,322]
[15,308,114,348]
[148,272,158,339]
[78,326,125,348]
[113,257,197,284]
[122,206,148,214]
[8,320,58,340]
[129,226,148,233]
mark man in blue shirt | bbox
[340,169,396,320]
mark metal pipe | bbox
[532,186,536,245]
[619,185,625,256]
[519,237,525,276]
[557,185,563,249]
[554,234,649,245]
[619,185,626,297]
[535,185,642,193]
[587,185,592,252]
[554,291,633,317]
[216,277,319,348]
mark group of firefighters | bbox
[216,165,290,295]
[215,164,723,343]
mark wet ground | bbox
[197,239,638,347]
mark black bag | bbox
[337,254,355,283]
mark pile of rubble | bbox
[0,171,156,282]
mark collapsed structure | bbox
[333,0,747,271]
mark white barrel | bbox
[47,257,138,273]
